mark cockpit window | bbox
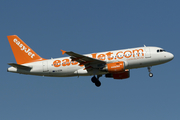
[157,49,166,52]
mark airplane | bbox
[7,35,174,87]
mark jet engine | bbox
[102,61,125,73]
[105,69,130,79]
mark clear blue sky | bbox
[1,0,179,120]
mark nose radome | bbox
[167,52,174,61]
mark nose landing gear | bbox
[148,67,153,77]
[91,75,102,87]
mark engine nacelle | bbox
[102,61,125,73]
[105,69,130,79]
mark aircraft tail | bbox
[7,35,46,64]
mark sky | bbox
[0,0,180,120]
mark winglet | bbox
[61,50,66,55]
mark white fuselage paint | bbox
[7,46,174,77]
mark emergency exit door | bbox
[145,47,151,58]
[42,61,48,72]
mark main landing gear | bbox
[91,75,102,87]
[148,67,153,77]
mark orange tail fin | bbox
[7,35,46,64]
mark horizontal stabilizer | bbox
[8,63,32,70]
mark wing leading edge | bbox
[61,50,106,67]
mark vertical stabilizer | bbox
[7,35,46,64]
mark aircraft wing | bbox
[61,50,106,67]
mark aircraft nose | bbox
[166,52,174,61]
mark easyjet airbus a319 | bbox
[7,35,174,87]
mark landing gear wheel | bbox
[91,75,102,87]
[91,76,96,83]
[147,67,153,77]
[95,81,101,87]
[149,73,153,77]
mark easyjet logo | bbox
[13,39,35,58]
[110,63,122,69]
[53,49,144,67]
[111,66,120,68]
[91,49,144,60]
[53,59,79,67]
